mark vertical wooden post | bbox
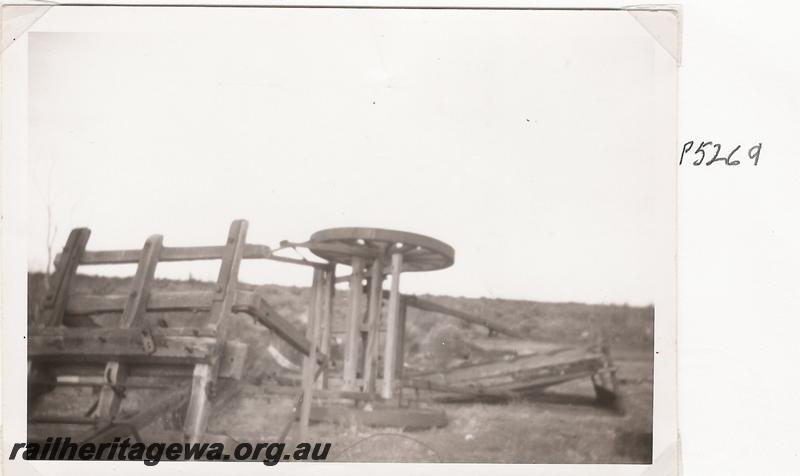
[318,266,335,390]
[30,227,91,401]
[183,364,214,442]
[601,343,620,393]
[381,252,404,399]
[27,363,53,404]
[360,288,370,378]
[395,296,408,380]
[362,258,384,394]
[120,236,163,329]
[94,235,163,420]
[184,220,248,444]
[299,268,323,441]
[343,257,365,390]
[39,228,91,328]
[205,220,249,336]
[92,363,127,420]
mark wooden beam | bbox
[232,290,326,365]
[362,258,384,394]
[299,268,323,441]
[405,378,512,398]
[395,296,407,379]
[63,243,334,268]
[31,327,217,338]
[599,343,620,393]
[71,244,267,265]
[66,290,215,315]
[218,340,248,379]
[318,266,335,389]
[381,252,403,399]
[93,235,163,420]
[30,375,176,389]
[277,364,326,443]
[243,384,375,402]
[40,228,91,327]
[343,257,365,391]
[422,349,603,384]
[91,361,127,420]
[205,220,248,333]
[75,246,222,265]
[27,363,55,403]
[258,254,329,268]
[497,369,598,393]
[185,220,248,444]
[404,295,519,338]
[28,333,219,364]
[182,364,215,444]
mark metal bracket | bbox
[140,328,156,355]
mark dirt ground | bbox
[28,272,654,464]
[211,351,652,464]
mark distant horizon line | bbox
[26,268,655,309]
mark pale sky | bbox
[26,10,666,305]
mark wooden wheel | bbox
[308,227,455,272]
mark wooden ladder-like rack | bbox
[28,219,328,445]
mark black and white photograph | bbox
[3,3,682,474]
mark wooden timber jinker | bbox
[28,221,455,446]
[30,220,618,444]
[305,227,455,399]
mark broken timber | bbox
[392,293,520,338]
[406,347,618,404]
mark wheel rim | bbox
[308,227,454,272]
